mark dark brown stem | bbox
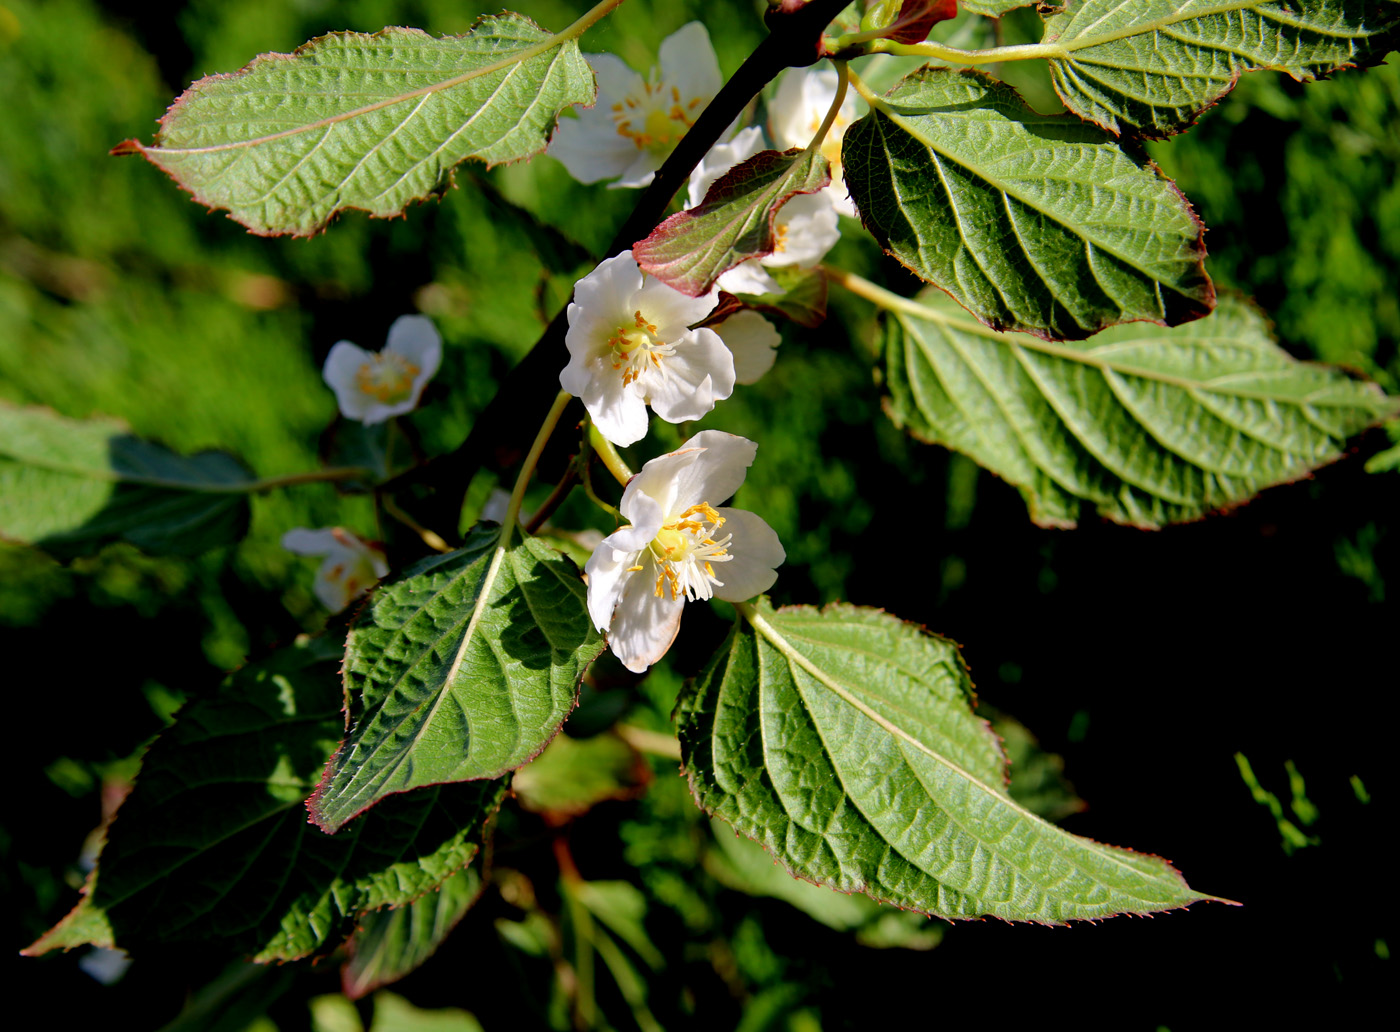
[403,0,850,540]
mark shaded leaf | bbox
[633,148,830,296]
[1043,0,1400,137]
[843,67,1213,340]
[513,731,650,819]
[309,524,603,834]
[115,15,595,236]
[731,266,830,329]
[960,1,1046,15]
[677,599,1216,922]
[25,637,505,961]
[0,403,252,556]
[342,865,483,1000]
[881,289,1398,527]
[987,706,1085,822]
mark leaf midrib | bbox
[150,27,572,156]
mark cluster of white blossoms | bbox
[288,315,442,609]
[550,25,868,670]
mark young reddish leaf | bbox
[880,0,960,45]
[632,148,829,297]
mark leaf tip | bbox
[109,139,145,157]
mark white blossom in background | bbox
[322,315,441,425]
[585,431,785,672]
[282,527,389,612]
[550,22,723,188]
[709,309,780,384]
[768,67,860,218]
[561,250,735,447]
[687,127,840,298]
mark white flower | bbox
[561,250,735,447]
[768,67,860,218]
[322,315,441,425]
[710,309,780,385]
[688,127,840,298]
[585,431,785,672]
[282,527,388,612]
[549,22,722,189]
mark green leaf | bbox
[309,524,603,834]
[1042,0,1400,137]
[677,599,1216,923]
[0,403,253,556]
[513,731,650,819]
[115,14,595,236]
[367,992,485,1032]
[986,707,1085,822]
[633,148,830,296]
[342,865,482,1000]
[24,637,505,961]
[843,67,1213,340]
[881,289,1398,527]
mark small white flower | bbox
[282,527,389,612]
[322,315,441,425]
[688,127,840,298]
[561,250,735,447]
[585,430,785,673]
[768,67,860,218]
[710,309,780,385]
[550,22,723,189]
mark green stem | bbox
[865,38,1060,64]
[614,724,682,762]
[822,263,927,317]
[555,0,630,43]
[587,422,634,486]
[806,59,850,155]
[502,389,575,543]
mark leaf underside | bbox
[677,599,1213,923]
[843,67,1214,341]
[882,290,1398,527]
[1043,0,1400,137]
[633,148,831,297]
[120,14,595,236]
[309,524,603,834]
[342,864,483,999]
[25,638,505,962]
[959,0,1045,16]
[0,403,252,556]
[729,266,830,329]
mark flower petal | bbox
[607,554,686,673]
[281,526,342,557]
[717,261,782,297]
[668,429,758,509]
[687,125,765,208]
[713,310,780,384]
[710,508,784,602]
[643,328,734,424]
[765,193,839,267]
[573,250,644,315]
[658,22,721,107]
[588,52,645,104]
[583,368,651,447]
[322,341,374,421]
[635,278,717,340]
[584,531,642,631]
[384,314,442,378]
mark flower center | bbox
[354,353,420,404]
[608,309,673,386]
[646,502,733,602]
[612,82,706,152]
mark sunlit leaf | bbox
[677,599,1217,922]
[633,148,829,296]
[24,637,504,961]
[115,15,595,236]
[881,290,1398,527]
[309,524,602,834]
[1042,0,1400,137]
[342,866,482,1000]
[843,67,1213,340]
[0,403,253,556]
